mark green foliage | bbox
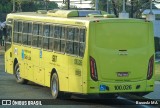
[0,0,58,21]
[35,1,58,10]
[21,1,37,12]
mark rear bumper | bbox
[87,79,154,93]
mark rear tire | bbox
[51,73,60,99]
[14,63,28,84]
[50,73,71,99]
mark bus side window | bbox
[22,22,28,45]
[73,28,79,55]
[28,23,32,45]
[67,28,74,40]
[38,24,42,48]
[32,24,38,47]
[49,26,54,50]
[80,29,85,42]
[60,26,66,53]
[5,25,12,51]
[32,23,42,47]
[13,21,18,43]
[79,29,85,57]
[43,25,50,49]
[6,26,12,42]
[66,27,74,54]
[13,21,22,44]
[54,26,61,39]
[18,21,22,43]
[66,41,73,54]
[53,25,61,52]
[54,39,60,52]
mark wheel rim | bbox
[52,78,57,97]
[15,66,21,80]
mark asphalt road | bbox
[0,55,159,108]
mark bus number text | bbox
[52,55,57,62]
[114,85,132,90]
[74,59,82,65]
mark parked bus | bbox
[5,10,155,99]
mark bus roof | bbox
[7,10,146,23]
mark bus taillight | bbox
[147,55,154,80]
[90,56,98,81]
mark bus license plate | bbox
[114,85,132,90]
[117,72,128,77]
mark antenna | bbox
[12,0,15,12]
[95,0,99,10]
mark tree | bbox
[92,0,158,18]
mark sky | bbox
[49,0,92,8]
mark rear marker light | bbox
[90,56,98,81]
[147,55,154,80]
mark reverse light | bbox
[147,55,154,80]
[90,56,98,81]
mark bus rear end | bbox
[88,19,155,95]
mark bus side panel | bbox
[146,22,155,92]
[41,51,69,89]
[5,24,13,74]
[5,46,13,74]
[84,22,96,93]
[82,23,90,94]
[68,56,82,93]
[42,51,53,87]
[12,44,25,78]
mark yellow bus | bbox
[5,10,155,99]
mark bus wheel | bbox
[51,73,60,99]
[99,93,118,99]
[14,63,28,84]
[51,73,72,99]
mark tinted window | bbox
[22,23,28,45]
[54,26,61,38]
[67,28,74,40]
[13,20,22,43]
[54,39,60,52]
[66,41,73,54]
[32,23,42,47]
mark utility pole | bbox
[95,0,98,10]
[107,0,109,13]
[45,0,48,10]
[13,0,16,12]
[146,0,155,21]
[67,0,70,10]
[107,0,111,14]
[149,0,153,14]
[131,0,134,18]
[119,0,129,18]
[122,0,126,13]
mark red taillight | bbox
[147,55,154,80]
[90,56,98,81]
